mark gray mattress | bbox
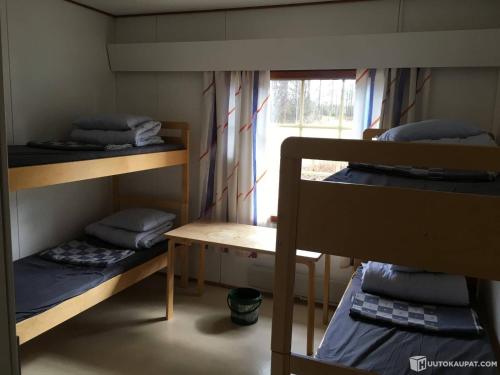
[8,143,184,168]
[316,268,497,375]
[325,165,500,196]
[14,237,167,323]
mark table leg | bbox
[198,242,206,295]
[180,244,189,288]
[166,240,175,320]
[306,261,315,356]
[322,255,331,325]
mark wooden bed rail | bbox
[297,179,500,280]
[271,136,500,374]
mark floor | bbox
[20,274,328,375]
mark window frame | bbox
[270,70,356,138]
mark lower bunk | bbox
[315,267,497,375]
[14,237,173,345]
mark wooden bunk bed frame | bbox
[12,121,189,345]
[271,131,500,375]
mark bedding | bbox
[361,262,469,306]
[73,114,152,131]
[70,120,163,147]
[316,268,497,375]
[377,119,486,142]
[100,208,176,233]
[348,162,495,181]
[325,165,500,196]
[85,221,173,250]
[390,265,425,272]
[39,240,134,268]
[350,292,483,336]
[413,133,497,146]
[8,143,184,168]
[14,236,167,322]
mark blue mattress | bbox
[8,143,184,168]
[316,268,497,375]
[14,237,167,322]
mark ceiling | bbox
[71,0,337,16]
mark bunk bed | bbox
[10,121,190,345]
[271,130,500,374]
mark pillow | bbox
[362,262,469,306]
[412,133,497,147]
[73,114,152,131]
[378,119,485,142]
[99,208,176,233]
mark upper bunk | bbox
[8,121,189,192]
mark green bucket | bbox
[227,288,263,326]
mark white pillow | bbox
[378,119,485,142]
[99,208,176,233]
[412,133,497,147]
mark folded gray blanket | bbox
[85,221,173,249]
[350,292,483,336]
[362,262,469,306]
[70,120,164,147]
[39,240,134,267]
[73,114,152,131]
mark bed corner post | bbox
[112,175,120,212]
[271,148,302,375]
[181,123,190,226]
[166,239,175,320]
[180,123,190,288]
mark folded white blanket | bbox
[361,262,469,306]
[85,221,173,249]
[70,120,164,147]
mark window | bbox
[265,70,357,216]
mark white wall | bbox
[114,0,500,317]
[5,0,116,260]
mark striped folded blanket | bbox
[349,162,495,182]
[39,240,134,268]
[350,292,483,336]
[27,140,132,151]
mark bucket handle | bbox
[227,295,262,315]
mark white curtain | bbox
[353,69,385,136]
[380,68,432,129]
[354,68,432,133]
[199,71,271,226]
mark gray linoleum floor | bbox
[20,274,327,375]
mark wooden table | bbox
[165,221,330,356]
